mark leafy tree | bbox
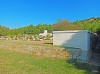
[0,25,10,36]
[53,19,72,31]
[0,17,100,36]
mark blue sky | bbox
[0,0,100,28]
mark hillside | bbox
[0,17,100,36]
[74,17,100,32]
[53,17,100,32]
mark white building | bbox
[53,30,91,62]
[39,30,48,36]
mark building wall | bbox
[53,30,91,62]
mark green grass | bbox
[0,48,91,74]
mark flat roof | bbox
[53,30,90,34]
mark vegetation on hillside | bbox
[0,17,100,36]
[53,17,100,32]
[0,24,52,36]
[74,17,100,32]
[0,26,10,36]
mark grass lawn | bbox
[0,48,92,74]
[0,41,91,74]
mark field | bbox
[0,40,92,74]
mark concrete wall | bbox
[53,30,91,62]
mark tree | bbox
[53,19,72,31]
[0,25,10,36]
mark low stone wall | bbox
[31,48,69,59]
[0,40,69,59]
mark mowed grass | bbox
[0,48,91,74]
[0,40,92,74]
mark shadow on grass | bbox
[66,59,95,74]
[44,42,53,45]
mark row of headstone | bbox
[0,35,52,41]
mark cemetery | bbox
[0,29,100,73]
[0,0,99,73]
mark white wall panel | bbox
[53,30,91,62]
